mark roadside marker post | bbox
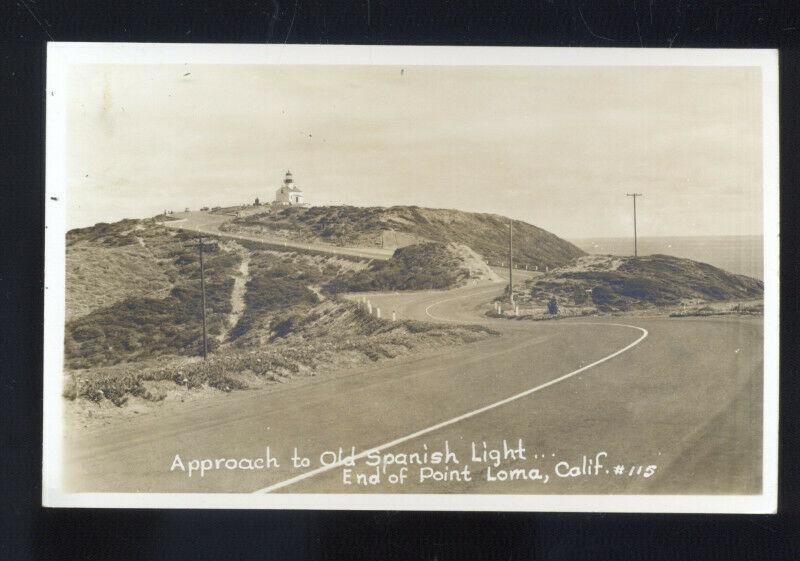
[367,301,372,314]
[392,311,396,322]
[376,308,381,319]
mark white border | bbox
[43,43,779,513]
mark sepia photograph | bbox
[42,44,779,512]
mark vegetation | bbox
[64,218,501,407]
[64,299,497,406]
[669,301,763,318]
[229,250,323,340]
[65,219,207,320]
[225,205,585,269]
[326,242,470,293]
[69,204,582,400]
[519,254,763,313]
[65,228,241,368]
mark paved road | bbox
[163,211,395,261]
[64,281,762,495]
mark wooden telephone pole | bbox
[508,220,514,304]
[198,236,208,360]
[626,193,642,257]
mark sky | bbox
[65,63,763,239]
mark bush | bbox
[326,242,469,293]
[228,252,322,340]
[591,285,618,306]
[572,286,588,305]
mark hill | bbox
[512,254,763,314]
[66,219,179,321]
[325,241,499,293]
[221,205,585,270]
[66,221,244,368]
[64,220,498,406]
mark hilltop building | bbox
[274,170,304,206]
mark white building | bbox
[274,170,304,206]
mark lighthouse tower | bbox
[274,170,304,205]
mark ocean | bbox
[570,236,764,280]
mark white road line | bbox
[253,320,648,494]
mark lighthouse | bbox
[274,170,304,206]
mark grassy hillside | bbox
[64,220,497,406]
[514,254,763,314]
[226,244,363,344]
[65,224,241,369]
[66,219,180,321]
[223,205,585,269]
[65,223,365,369]
[65,300,496,406]
[325,242,472,293]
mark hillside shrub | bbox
[326,242,469,293]
[229,252,321,340]
[65,243,239,368]
[230,205,585,269]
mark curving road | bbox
[163,211,394,261]
[63,279,763,496]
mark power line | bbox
[198,236,208,360]
[625,193,643,257]
[508,221,513,303]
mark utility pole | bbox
[508,220,514,304]
[198,236,208,360]
[626,193,642,257]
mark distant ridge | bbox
[516,254,763,314]
[226,205,586,270]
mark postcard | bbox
[43,43,778,511]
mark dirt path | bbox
[218,243,250,343]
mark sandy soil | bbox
[217,242,250,343]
